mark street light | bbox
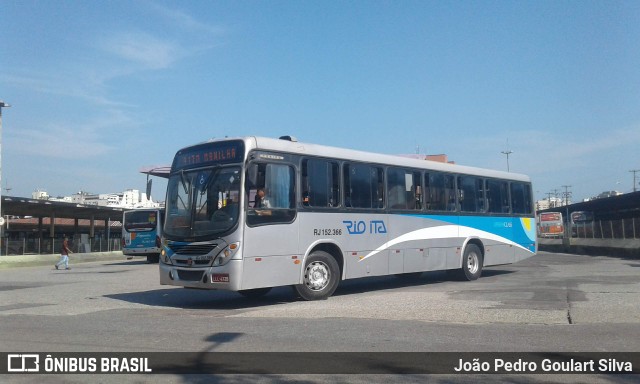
[501,149,513,172]
[0,100,10,254]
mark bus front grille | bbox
[177,269,205,282]
[174,259,211,266]
[168,243,218,256]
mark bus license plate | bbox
[212,274,229,283]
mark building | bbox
[32,189,49,200]
[2,196,124,255]
[536,197,565,211]
[33,189,160,209]
[595,190,623,199]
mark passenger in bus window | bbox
[254,188,274,216]
[254,188,271,208]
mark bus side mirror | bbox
[146,179,153,200]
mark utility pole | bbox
[630,170,640,192]
[549,189,560,208]
[561,185,572,206]
[0,101,10,254]
[561,185,572,236]
[501,149,513,172]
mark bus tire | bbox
[147,254,160,263]
[294,251,340,301]
[460,244,483,281]
[239,287,272,299]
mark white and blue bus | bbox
[122,208,164,263]
[159,136,536,300]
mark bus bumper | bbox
[159,259,243,291]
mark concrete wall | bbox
[0,251,126,269]
[539,238,640,258]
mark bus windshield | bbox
[164,166,241,239]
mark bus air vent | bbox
[177,270,205,282]
[279,135,298,142]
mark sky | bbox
[1,0,639,203]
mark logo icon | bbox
[8,354,40,372]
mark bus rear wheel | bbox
[293,251,340,301]
[460,244,483,281]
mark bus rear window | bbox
[124,211,158,232]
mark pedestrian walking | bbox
[55,236,73,270]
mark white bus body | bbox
[159,137,536,300]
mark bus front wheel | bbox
[293,251,340,301]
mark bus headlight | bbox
[213,242,240,266]
[161,248,173,265]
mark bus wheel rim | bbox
[467,252,479,274]
[305,261,330,291]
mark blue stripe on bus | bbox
[405,214,536,253]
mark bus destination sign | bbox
[172,140,245,171]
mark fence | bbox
[571,218,640,240]
[1,237,122,256]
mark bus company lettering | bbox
[343,220,387,235]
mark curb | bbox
[0,251,128,269]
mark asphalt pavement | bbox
[0,250,638,384]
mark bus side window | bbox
[246,162,296,225]
[457,175,486,213]
[444,174,457,212]
[510,182,533,215]
[302,158,340,208]
[343,163,384,209]
[487,179,510,214]
[510,183,523,214]
[428,172,445,211]
[477,178,486,212]
[387,168,422,210]
[523,183,533,214]
[457,175,475,212]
